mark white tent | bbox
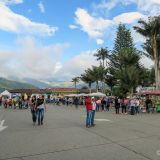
[77,93,88,97]
[66,94,78,97]
[0,90,11,98]
[88,92,106,97]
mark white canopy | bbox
[77,93,88,97]
[0,90,11,98]
[88,92,106,97]
[66,94,78,97]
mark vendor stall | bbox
[139,91,160,112]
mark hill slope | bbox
[0,78,38,90]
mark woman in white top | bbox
[36,94,46,125]
[91,97,96,126]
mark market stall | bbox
[139,91,160,112]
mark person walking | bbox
[145,96,152,113]
[91,97,96,127]
[36,95,46,125]
[29,96,37,125]
[115,97,120,114]
[85,96,93,128]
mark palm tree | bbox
[80,72,94,93]
[71,77,79,88]
[134,16,160,89]
[87,65,107,92]
[94,47,110,67]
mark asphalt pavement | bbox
[0,104,160,160]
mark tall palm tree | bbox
[94,47,110,67]
[71,77,79,88]
[134,16,160,89]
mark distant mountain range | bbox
[0,77,92,90]
[0,77,38,90]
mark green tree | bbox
[134,16,160,89]
[80,72,94,93]
[139,67,155,87]
[109,24,141,96]
[94,47,110,67]
[71,77,79,88]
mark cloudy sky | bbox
[0,0,157,82]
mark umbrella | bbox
[88,92,106,97]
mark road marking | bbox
[95,119,112,122]
[0,120,8,132]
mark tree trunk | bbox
[88,83,92,93]
[96,81,99,92]
[129,87,133,97]
[152,34,160,90]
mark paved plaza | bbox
[0,105,160,160]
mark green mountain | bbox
[0,78,38,90]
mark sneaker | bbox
[41,122,43,125]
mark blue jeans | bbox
[86,110,92,126]
[31,109,37,123]
[91,110,95,125]
[36,108,44,124]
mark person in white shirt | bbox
[91,97,96,127]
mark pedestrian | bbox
[130,98,135,115]
[145,96,152,113]
[91,97,96,127]
[85,96,92,128]
[135,98,140,114]
[115,97,120,114]
[96,98,101,111]
[74,97,79,109]
[36,94,46,125]
[29,96,37,125]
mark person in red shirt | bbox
[85,96,93,128]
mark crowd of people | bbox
[1,95,46,126]
[1,96,29,109]
[0,93,157,127]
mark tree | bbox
[134,16,160,89]
[105,73,117,94]
[109,24,141,96]
[80,72,94,93]
[139,67,155,87]
[94,47,110,67]
[71,77,79,88]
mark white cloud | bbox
[55,50,99,80]
[131,28,145,43]
[75,8,112,38]
[96,39,104,45]
[73,8,147,44]
[69,24,78,29]
[38,1,45,13]
[74,8,112,43]
[93,0,118,11]
[140,55,154,69]
[0,0,23,5]
[94,0,160,15]
[0,37,70,79]
[0,3,57,36]
[0,38,99,81]
[113,12,146,24]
